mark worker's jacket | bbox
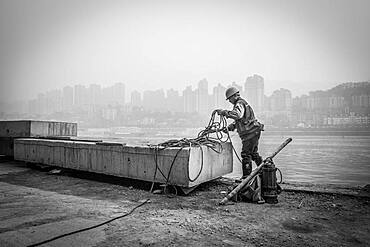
[225,97,263,140]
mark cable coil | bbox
[149,110,243,193]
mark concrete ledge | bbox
[0,120,77,137]
[0,137,14,156]
[0,120,77,156]
[14,138,233,188]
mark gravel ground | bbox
[0,160,369,247]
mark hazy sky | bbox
[0,0,369,102]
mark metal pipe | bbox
[218,138,292,205]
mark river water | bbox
[79,128,370,186]
[228,134,370,186]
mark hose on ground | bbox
[27,199,150,247]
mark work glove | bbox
[227,123,236,131]
[216,109,228,116]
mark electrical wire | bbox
[149,146,184,196]
[148,110,243,194]
[27,199,150,247]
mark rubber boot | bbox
[242,162,252,179]
[255,155,263,167]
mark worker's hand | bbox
[216,109,227,116]
[227,123,235,131]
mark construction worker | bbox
[216,87,264,179]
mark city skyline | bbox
[0,76,368,129]
[4,75,304,106]
[3,75,369,115]
[2,75,368,106]
[1,0,369,102]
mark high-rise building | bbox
[131,90,142,107]
[89,84,102,106]
[263,88,292,126]
[270,88,292,112]
[112,83,125,105]
[166,88,182,112]
[101,86,113,106]
[212,83,228,110]
[197,78,209,114]
[101,83,125,106]
[244,74,264,114]
[183,86,197,113]
[46,89,62,113]
[62,86,73,111]
[74,85,88,107]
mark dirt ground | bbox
[0,159,369,247]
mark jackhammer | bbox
[219,137,292,205]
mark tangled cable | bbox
[200,110,243,164]
[158,110,237,152]
[149,110,243,194]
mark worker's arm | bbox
[217,102,245,132]
[222,102,245,120]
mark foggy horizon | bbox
[1,0,370,102]
[2,77,369,105]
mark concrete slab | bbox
[0,120,77,138]
[0,120,77,156]
[0,137,14,156]
[14,138,233,188]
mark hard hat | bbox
[225,87,239,100]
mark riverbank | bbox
[263,128,370,136]
[79,126,370,137]
[0,160,369,247]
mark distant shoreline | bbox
[263,128,370,136]
[79,126,370,137]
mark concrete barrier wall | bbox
[0,120,77,156]
[14,139,233,188]
[0,120,77,137]
[0,137,14,156]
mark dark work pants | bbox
[240,131,262,177]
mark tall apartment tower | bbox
[270,88,292,113]
[197,78,209,114]
[101,83,125,106]
[166,88,182,113]
[212,83,228,110]
[46,89,62,114]
[183,86,197,113]
[89,84,102,106]
[131,90,142,107]
[62,86,74,111]
[112,83,125,105]
[74,85,88,107]
[244,74,264,114]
